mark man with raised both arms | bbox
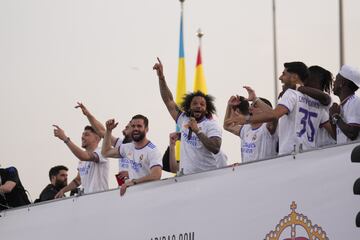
[53,125,109,197]
[75,102,133,182]
[153,58,223,174]
[101,114,162,196]
[224,89,278,162]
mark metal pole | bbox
[339,0,344,67]
[272,0,278,104]
[196,28,203,48]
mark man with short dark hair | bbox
[37,165,68,202]
[102,114,162,196]
[153,58,223,174]
[53,125,109,196]
[330,64,360,143]
[0,167,30,210]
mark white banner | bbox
[1,142,359,239]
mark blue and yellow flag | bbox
[175,11,186,161]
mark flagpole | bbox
[196,28,203,48]
[339,0,344,67]
[175,0,186,163]
[194,28,207,94]
[272,0,278,104]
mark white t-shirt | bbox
[239,124,278,162]
[213,150,228,168]
[176,112,222,174]
[337,94,360,144]
[118,141,162,180]
[77,148,109,194]
[277,89,328,155]
[114,137,127,172]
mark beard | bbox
[132,131,145,142]
[54,179,67,189]
[191,110,205,121]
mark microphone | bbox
[187,127,192,140]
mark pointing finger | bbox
[75,102,82,108]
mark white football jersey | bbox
[278,89,328,154]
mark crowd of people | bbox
[1,59,359,210]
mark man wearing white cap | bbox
[330,64,360,144]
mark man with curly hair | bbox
[153,58,223,174]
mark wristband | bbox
[64,137,70,144]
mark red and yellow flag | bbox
[193,46,207,94]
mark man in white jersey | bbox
[300,66,335,147]
[75,102,132,181]
[153,58,223,174]
[227,62,333,155]
[102,114,162,196]
[224,90,278,162]
[330,64,360,143]
[53,125,109,196]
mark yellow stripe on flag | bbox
[193,47,207,94]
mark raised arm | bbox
[243,86,273,113]
[75,102,118,145]
[223,96,241,136]
[297,86,331,106]
[101,119,121,158]
[153,57,181,121]
[229,105,288,126]
[169,132,180,173]
[53,125,99,162]
[243,86,277,134]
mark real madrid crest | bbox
[252,133,257,141]
[264,201,328,240]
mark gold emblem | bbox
[265,201,328,240]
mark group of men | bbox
[2,59,359,208]
[224,62,360,162]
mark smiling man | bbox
[53,125,109,196]
[153,58,223,174]
[101,114,162,196]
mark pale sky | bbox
[0,0,359,198]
